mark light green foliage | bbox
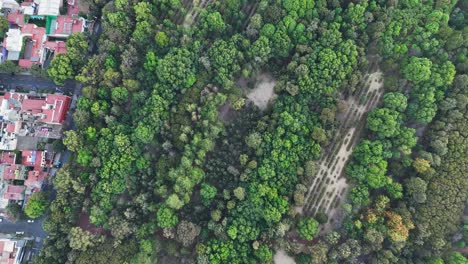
[24,192,48,219]
[155,48,197,89]
[157,207,179,228]
[155,31,169,49]
[347,140,388,189]
[403,57,432,82]
[200,11,226,35]
[297,217,319,240]
[233,187,245,201]
[166,194,184,210]
[383,92,408,112]
[48,54,74,85]
[63,130,82,152]
[200,183,217,204]
[111,87,129,103]
[367,108,401,138]
[282,0,314,18]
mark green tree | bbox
[69,227,101,251]
[413,157,431,174]
[200,183,217,205]
[157,207,178,228]
[367,108,401,138]
[24,192,48,219]
[297,217,319,240]
[0,17,8,38]
[403,57,432,82]
[48,54,74,85]
[383,92,408,112]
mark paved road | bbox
[0,73,75,95]
[0,216,46,238]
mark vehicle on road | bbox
[0,218,3,222]
[16,231,24,235]
[27,220,34,223]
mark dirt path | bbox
[300,71,384,233]
[246,73,276,110]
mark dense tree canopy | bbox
[37,0,468,263]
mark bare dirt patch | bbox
[246,73,276,111]
[274,249,296,264]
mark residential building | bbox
[0,92,71,150]
[0,238,26,264]
[0,149,50,209]
[0,0,87,68]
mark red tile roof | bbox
[44,41,67,57]
[55,16,83,35]
[6,13,25,26]
[67,0,80,16]
[20,24,46,67]
[5,123,15,133]
[21,150,44,170]
[21,99,44,112]
[18,59,35,68]
[25,170,47,186]
[41,94,71,124]
[0,152,16,165]
[3,185,25,200]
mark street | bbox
[0,217,46,238]
[0,73,75,95]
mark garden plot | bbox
[301,71,384,233]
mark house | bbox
[18,24,46,68]
[0,150,50,207]
[3,29,22,61]
[46,16,84,37]
[21,150,45,170]
[2,164,27,181]
[0,92,72,150]
[43,40,66,60]
[1,0,86,68]
[0,238,26,264]
[6,13,25,27]
[3,185,25,201]
[0,152,16,165]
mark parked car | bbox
[16,231,24,235]
[0,218,3,222]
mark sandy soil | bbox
[274,249,296,264]
[300,71,384,233]
[247,73,276,110]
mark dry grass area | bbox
[300,71,384,233]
